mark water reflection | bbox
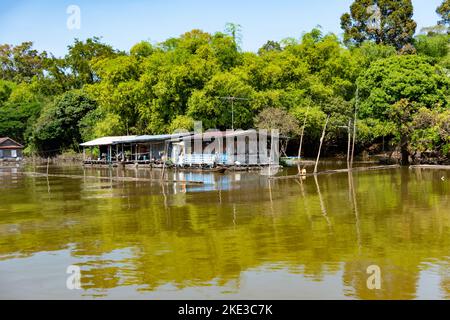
[0,165,449,299]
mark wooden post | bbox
[351,90,358,168]
[161,141,169,181]
[347,119,351,169]
[314,115,330,174]
[297,105,310,167]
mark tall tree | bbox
[0,42,46,82]
[65,37,118,87]
[31,90,97,154]
[357,55,450,164]
[341,0,417,50]
[258,41,282,55]
[225,23,243,49]
[437,0,450,27]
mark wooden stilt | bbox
[314,115,330,174]
[351,91,358,168]
[297,105,310,174]
[347,119,351,169]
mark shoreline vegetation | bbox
[1,1,449,166]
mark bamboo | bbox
[314,115,330,174]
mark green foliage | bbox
[0,42,46,82]
[0,82,43,143]
[187,72,255,129]
[130,41,154,58]
[0,80,15,104]
[437,0,450,26]
[258,41,282,55]
[254,107,300,137]
[357,55,450,161]
[65,37,118,87]
[358,55,449,119]
[168,115,195,133]
[0,20,449,161]
[31,90,97,154]
[415,34,450,58]
[290,105,327,141]
[341,0,417,50]
[410,107,450,156]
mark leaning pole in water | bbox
[350,89,359,168]
[297,105,310,175]
[314,114,330,174]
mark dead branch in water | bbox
[409,165,450,170]
[269,165,401,180]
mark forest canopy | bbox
[0,1,449,162]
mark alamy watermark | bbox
[366,264,381,290]
[66,5,81,30]
[367,4,381,31]
[66,265,82,290]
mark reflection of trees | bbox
[0,167,448,298]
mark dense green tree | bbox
[187,72,255,129]
[65,37,118,87]
[0,42,46,82]
[31,90,97,154]
[410,107,450,158]
[168,115,195,133]
[1,20,449,162]
[0,82,43,143]
[0,80,15,104]
[130,41,154,58]
[258,41,282,55]
[341,0,417,50]
[254,107,300,155]
[414,34,449,59]
[357,55,450,163]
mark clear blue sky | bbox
[0,0,443,57]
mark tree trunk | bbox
[400,134,409,165]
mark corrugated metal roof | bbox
[80,133,192,146]
[80,136,138,147]
[119,132,192,143]
[79,131,280,147]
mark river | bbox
[0,163,448,299]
